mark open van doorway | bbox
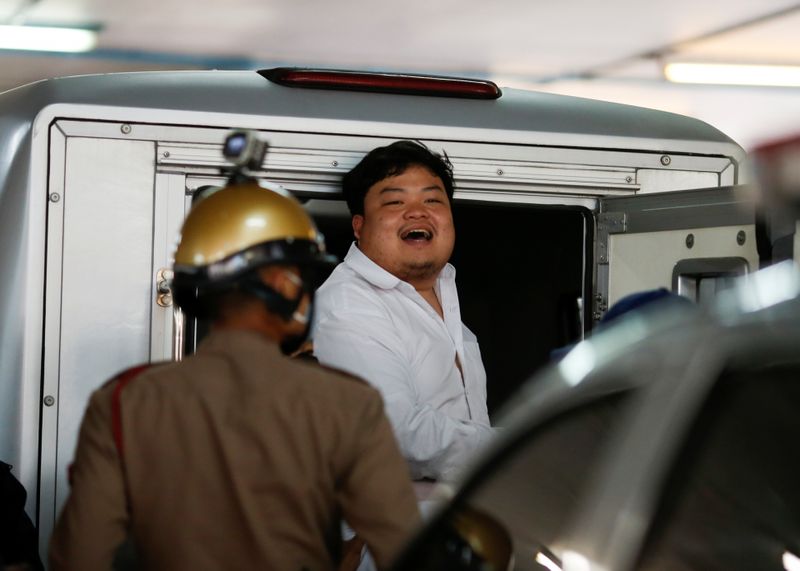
[311,199,589,416]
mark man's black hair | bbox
[342,140,455,216]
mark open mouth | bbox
[401,228,433,242]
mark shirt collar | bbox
[343,241,456,290]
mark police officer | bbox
[50,175,420,570]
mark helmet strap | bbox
[280,294,316,356]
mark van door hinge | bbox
[598,212,627,235]
[596,212,627,265]
[594,211,626,324]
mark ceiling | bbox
[1,0,799,149]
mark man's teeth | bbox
[403,229,432,240]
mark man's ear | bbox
[352,215,364,240]
[258,266,296,298]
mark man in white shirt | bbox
[313,140,495,484]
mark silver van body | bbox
[0,70,757,555]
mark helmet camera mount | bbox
[222,130,269,185]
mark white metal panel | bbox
[636,169,719,194]
[607,225,759,305]
[156,132,734,197]
[38,103,746,165]
[720,163,737,186]
[163,140,642,195]
[52,118,737,199]
[40,136,156,552]
[454,190,596,209]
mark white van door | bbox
[38,121,205,555]
[593,186,758,321]
[40,130,163,552]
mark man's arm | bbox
[337,391,421,570]
[50,386,129,570]
[314,314,495,481]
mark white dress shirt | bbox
[313,243,494,482]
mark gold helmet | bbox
[172,180,337,318]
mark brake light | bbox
[259,68,502,100]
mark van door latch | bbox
[156,268,173,307]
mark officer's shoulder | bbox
[294,358,376,394]
[97,361,174,401]
[296,357,362,384]
[102,361,171,387]
[319,363,368,385]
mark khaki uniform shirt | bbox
[50,329,420,571]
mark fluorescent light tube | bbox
[665,62,800,87]
[0,25,97,53]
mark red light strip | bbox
[259,68,502,100]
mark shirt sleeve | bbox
[337,390,421,570]
[314,308,496,481]
[50,386,129,570]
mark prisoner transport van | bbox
[0,68,759,556]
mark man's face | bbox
[353,164,455,288]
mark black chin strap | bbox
[280,295,315,356]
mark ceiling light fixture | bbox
[664,62,800,87]
[0,24,97,53]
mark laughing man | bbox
[313,140,495,491]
